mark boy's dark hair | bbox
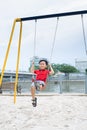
[39,59,48,65]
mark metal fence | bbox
[1,72,87,94]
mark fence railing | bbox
[1,72,87,94]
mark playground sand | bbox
[0,95,87,130]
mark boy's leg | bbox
[30,81,46,107]
[39,85,46,91]
[31,83,37,107]
[31,86,36,100]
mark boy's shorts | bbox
[31,80,45,91]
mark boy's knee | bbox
[39,85,43,90]
[31,86,36,90]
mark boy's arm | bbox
[49,64,54,75]
[30,62,35,73]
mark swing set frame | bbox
[0,10,87,103]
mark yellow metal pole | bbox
[0,19,17,87]
[14,21,22,104]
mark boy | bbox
[30,59,54,107]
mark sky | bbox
[0,0,87,71]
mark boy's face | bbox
[39,61,47,70]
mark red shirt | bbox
[34,69,50,82]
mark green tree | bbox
[59,64,79,73]
[51,63,79,74]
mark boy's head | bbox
[39,59,48,70]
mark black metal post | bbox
[0,86,2,94]
[59,75,62,94]
[85,69,87,94]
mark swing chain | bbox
[34,19,37,59]
[50,17,59,62]
[32,19,37,80]
[81,14,87,55]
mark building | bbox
[0,71,34,82]
[30,56,40,66]
[75,59,87,72]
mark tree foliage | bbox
[52,63,79,74]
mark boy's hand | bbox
[49,64,54,75]
[32,61,34,64]
[30,61,35,73]
[48,64,52,68]
[32,61,35,66]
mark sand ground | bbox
[0,95,87,130]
